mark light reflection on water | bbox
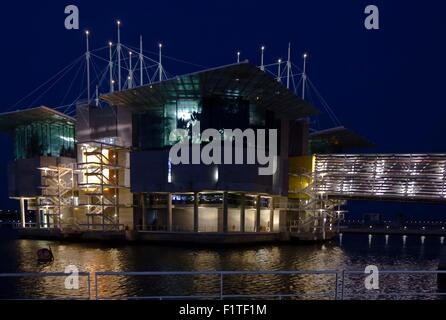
[0,234,444,299]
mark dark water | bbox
[0,234,444,299]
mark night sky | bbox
[1,0,445,219]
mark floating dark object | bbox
[37,248,54,262]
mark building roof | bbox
[101,62,319,119]
[0,106,75,132]
[310,126,374,149]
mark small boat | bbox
[37,247,54,262]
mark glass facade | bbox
[133,97,278,150]
[14,121,75,159]
[133,99,201,150]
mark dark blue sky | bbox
[1,0,446,218]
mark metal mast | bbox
[237,51,240,63]
[139,35,144,86]
[128,51,133,89]
[260,46,265,71]
[109,42,114,93]
[302,53,308,100]
[277,59,282,82]
[286,43,291,89]
[158,43,163,82]
[85,30,91,104]
[117,20,122,91]
[95,85,99,107]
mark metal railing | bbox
[137,224,216,232]
[1,269,446,300]
[340,270,446,300]
[0,272,91,300]
[78,223,126,231]
[136,225,267,233]
[95,270,338,300]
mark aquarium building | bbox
[0,62,367,242]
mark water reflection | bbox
[0,234,443,299]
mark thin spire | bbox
[128,51,133,89]
[85,30,91,104]
[277,59,282,82]
[260,46,265,71]
[109,42,114,93]
[158,43,163,82]
[95,85,99,107]
[302,52,308,100]
[117,20,122,91]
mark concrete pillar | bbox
[167,193,173,231]
[255,195,261,232]
[269,197,274,232]
[193,192,199,232]
[141,193,146,231]
[222,192,228,233]
[20,198,26,228]
[36,210,41,229]
[240,193,245,233]
[322,211,327,240]
[279,209,288,233]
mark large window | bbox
[133,99,201,150]
[14,121,75,159]
[133,97,278,150]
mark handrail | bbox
[0,272,91,300]
[1,269,446,300]
[95,270,338,300]
[340,269,446,300]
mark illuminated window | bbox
[14,121,75,160]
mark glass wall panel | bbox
[14,121,75,159]
[132,97,279,151]
[134,99,201,150]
